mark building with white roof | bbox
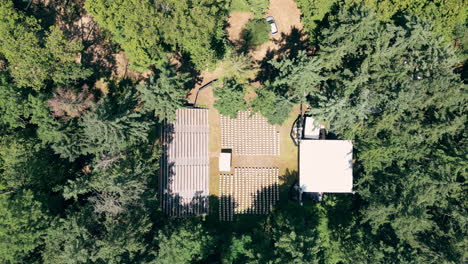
[161,108,210,216]
[299,139,353,193]
[219,150,232,172]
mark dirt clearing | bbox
[252,0,304,60]
[227,12,253,46]
[226,0,304,61]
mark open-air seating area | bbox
[221,111,280,156]
[219,167,279,221]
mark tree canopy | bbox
[85,0,228,71]
[214,79,248,118]
[0,2,90,89]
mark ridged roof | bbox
[161,109,210,216]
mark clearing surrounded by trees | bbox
[0,0,466,263]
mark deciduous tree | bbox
[155,222,214,264]
[214,79,248,118]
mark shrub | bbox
[242,19,270,47]
[214,79,247,118]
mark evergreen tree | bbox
[0,73,31,129]
[43,204,153,264]
[85,0,228,70]
[304,6,467,262]
[222,235,255,264]
[0,2,90,89]
[80,109,150,157]
[0,1,51,89]
[243,19,270,47]
[136,64,188,122]
[155,222,214,264]
[0,190,49,263]
[268,51,325,104]
[220,54,257,85]
[250,87,292,125]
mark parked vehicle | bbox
[266,16,278,35]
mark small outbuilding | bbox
[299,140,353,193]
[303,116,322,139]
[219,149,232,172]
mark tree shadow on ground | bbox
[256,27,314,84]
[171,52,202,91]
[274,27,314,58]
[18,0,56,29]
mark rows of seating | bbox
[219,167,279,221]
[221,111,280,156]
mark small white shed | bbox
[219,150,232,172]
[303,117,322,139]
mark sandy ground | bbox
[113,52,152,80]
[187,66,224,104]
[71,13,151,82]
[189,0,304,105]
[226,0,303,61]
[251,0,304,60]
[227,12,253,48]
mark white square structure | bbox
[299,140,353,193]
[303,117,321,139]
[219,152,232,172]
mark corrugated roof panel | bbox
[161,109,210,216]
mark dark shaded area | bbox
[172,52,202,91]
[17,0,118,84]
[274,27,313,58]
[257,27,313,84]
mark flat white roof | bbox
[303,117,321,139]
[299,140,353,193]
[219,152,231,172]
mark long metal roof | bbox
[161,108,210,216]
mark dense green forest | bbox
[0,0,466,263]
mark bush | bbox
[242,19,270,47]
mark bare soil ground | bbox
[113,52,152,80]
[226,12,253,48]
[187,66,224,105]
[225,0,304,61]
[252,0,304,60]
[58,9,151,82]
[190,0,305,105]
